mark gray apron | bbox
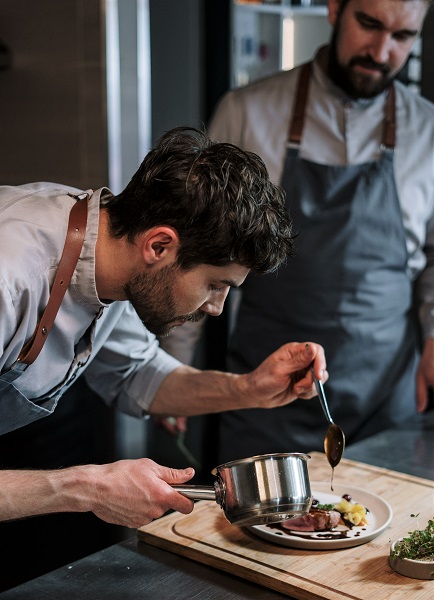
[218,63,419,462]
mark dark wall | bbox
[0,0,108,188]
[149,0,230,144]
[204,0,231,123]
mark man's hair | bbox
[338,0,432,13]
[106,126,295,274]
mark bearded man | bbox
[162,0,434,462]
[0,126,327,526]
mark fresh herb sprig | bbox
[314,503,335,511]
[391,515,434,561]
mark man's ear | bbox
[328,0,341,26]
[140,226,179,265]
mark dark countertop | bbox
[344,410,434,480]
[0,535,287,600]
[1,411,433,600]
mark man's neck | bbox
[94,208,138,301]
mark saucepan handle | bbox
[172,481,222,504]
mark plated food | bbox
[247,482,393,550]
[279,492,368,534]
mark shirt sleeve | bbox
[84,302,182,417]
[0,274,34,373]
[159,318,206,366]
[0,277,17,371]
[416,212,434,340]
[208,91,244,144]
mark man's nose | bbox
[201,289,230,317]
[369,32,392,64]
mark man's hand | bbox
[240,342,327,409]
[82,459,194,527]
[154,416,188,436]
[0,459,195,528]
[416,337,434,412]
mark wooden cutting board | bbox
[137,452,434,600]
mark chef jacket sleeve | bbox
[84,303,182,417]
[208,90,244,144]
[0,277,18,372]
[159,318,206,365]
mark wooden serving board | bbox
[138,452,434,600]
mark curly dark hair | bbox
[105,126,295,274]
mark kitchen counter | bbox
[1,411,433,600]
[344,409,434,480]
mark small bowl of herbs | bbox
[389,515,434,580]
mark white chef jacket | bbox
[209,48,434,340]
[0,183,181,422]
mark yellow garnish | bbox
[334,498,368,526]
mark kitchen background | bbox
[0,0,433,591]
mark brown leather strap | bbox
[288,62,396,150]
[382,84,396,149]
[288,62,312,145]
[16,194,89,366]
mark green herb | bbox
[315,503,335,511]
[391,517,434,561]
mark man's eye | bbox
[357,16,378,30]
[393,31,415,43]
[210,284,224,292]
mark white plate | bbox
[247,482,393,550]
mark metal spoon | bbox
[310,368,345,468]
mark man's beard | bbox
[123,264,205,337]
[327,29,394,99]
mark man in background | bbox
[162,0,434,463]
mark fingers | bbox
[166,465,195,484]
[154,416,187,435]
[89,459,196,528]
[307,343,327,380]
[416,369,428,413]
[293,369,329,399]
[169,487,195,515]
[288,342,328,397]
[280,341,327,374]
[164,466,196,514]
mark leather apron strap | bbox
[383,83,396,149]
[288,62,312,145]
[15,192,90,367]
[288,62,396,149]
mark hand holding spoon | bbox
[310,368,345,480]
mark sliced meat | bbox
[281,508,341,532]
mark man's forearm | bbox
[149,342,327,417]
[0,466,93,521]
[0,458,198,528]
[149,364,246,417]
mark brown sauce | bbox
[324,424,345,491]
[267,522,367,541]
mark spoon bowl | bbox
[310,368,345,468]
[324,423,345,468]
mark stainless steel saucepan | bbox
[172,452,312,527]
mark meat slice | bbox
[281,508,341,532]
